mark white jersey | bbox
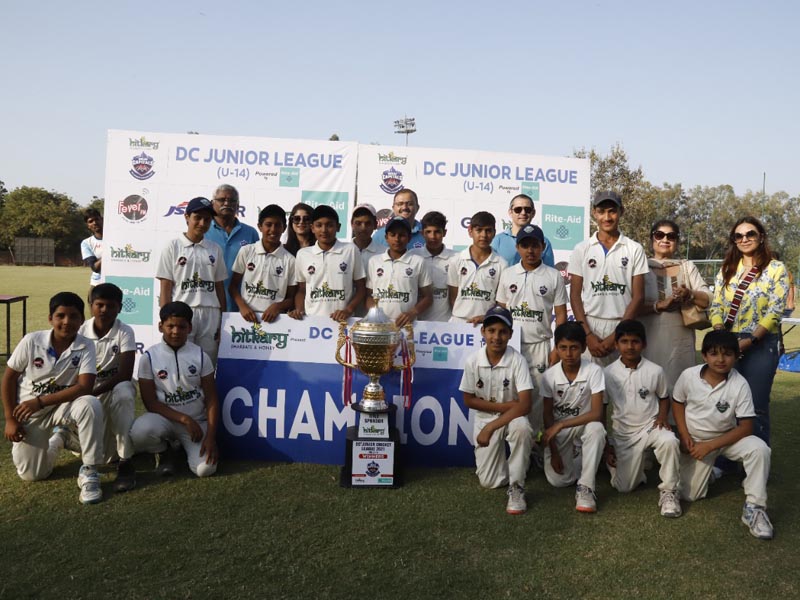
[232,242,297,313]
[496,262,567,343]
[156,235,228,308]
[78,318,136,385]
[409,246,455,322]
[540,359,605,423]
[604,357,668,437]
[672,365,756,442]
[447,248,508,320]
[138,340,215,422]
[355,239,383,275]
[295,240,365,316]
[81,235,104,285]
[7,330,97,404]
[366,251,432,320]
[459,346,533,424]
[568,232,648,319]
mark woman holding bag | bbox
[640,220,711,391]
[710,216,788,445]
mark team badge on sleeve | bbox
[509,284,518,293]
[588,258,597,268]
[247,262,255,271]
[308,265,316,275]
[377,268,384,277]
[33,357,44,368]
[178,257,187,266]
[157,370,168,380]
[460,267,468,276]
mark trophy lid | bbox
[361,305,393,325]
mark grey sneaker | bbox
[506,484,527,515]
[742,502,774,540]
[575,484,597,513]
[77,465,102,504]
[155,449,176,476]
[53,425,82,456]
[659,489,682,518]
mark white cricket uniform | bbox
[540,359,606,490]
[366,251,432,320]
[409,246,455,322]
[81,235,104,286]
[156,235,227,364]
[447,249,508,321]
[568,232,648,366]
[79,318,137,461]
[295,240,365,317]
[232,242,297,313]
[130,340,217,477]
[673,365,770,506]
[459,347,534,489]
[7,331,103,481]
[604,357,679,492]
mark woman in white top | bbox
[640,220,710,392]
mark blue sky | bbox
[1,0,797,204]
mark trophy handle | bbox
[335,321,357,369]
[393,323,416,370]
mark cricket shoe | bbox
[77,465,102,504]
[658,489,682,518]
[575,484,597,513]
[742,502,774,540]
[506,483,527,515]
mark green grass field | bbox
[0,266,798,599]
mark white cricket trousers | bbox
[679,435,770,506]
[544,421,606,490]
[98,381,136,462]
[130,413,217,478]
[584,316,620,367]
[12,395,104,481]
[608,426,680,492]
[520,340,551,435]
[473,416,533,489]
[189,306,221,366]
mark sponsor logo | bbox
[180,272,215,292]
[244,281,278,300]
[110,244,151,263]
[556,224,570,240]
[460,282,492,301]
[374,284,410,304]
[380,167,404,194]
[555,404,581,418]
[510,302,543,322]
[33,357,44,368]
[590,275,627,296]
[130,152,155,180]
[229,323,288,348]
[432,347,448,361]
[96,366,119,380]
[118,195,149,223]
[165,386,201,405]
[378,151,407,165]
[157,370,168,380]
[129,136,160,151]
[31,378,68,395]
[309,282,346,302]
[163,201,190,217]
[715,400,730,413]
[432,287,448,299]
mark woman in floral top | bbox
[710,216,788,445]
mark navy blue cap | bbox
[185,196,217,216]
[516,224,545,245]
[483,305,513,329]
[385,216,412,234]
[591,190,622,208]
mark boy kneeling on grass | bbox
[130,301,219,478]
[460,306,534,515]
[672,329,773,540]
[2,292,104,504]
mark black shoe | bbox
[155,449,176,476]
[113,459,136,492]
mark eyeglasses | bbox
[214,197,237,205]
[652,231,678,241]
[512,206,533,214]
[733,230,759,242]
[292,215,312,224]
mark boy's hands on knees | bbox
[12,399,40,422]
[689,440,714,461]
[678,433,694,454]
[4,419,24,442]
[200,435,218,465]
[542,422,563,446]
[181,415,204,442]
[549,448,564,474]
[604,443,617,468]
[653,416,671,430]
[476,423,497,447]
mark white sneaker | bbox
[658,489,682,518]
[506,484,527,515]
[77,465,102,505]
[52,425,81,456]
[575,484,597,513]
[742,502,773,540]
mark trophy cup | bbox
[335,305,415,487]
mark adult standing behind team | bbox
[204,184,259,311]
[491,194,555,267]
[373,189,426,250]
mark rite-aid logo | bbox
[380,167,404,194]
[130,152,155,180]
[118,195,149,223]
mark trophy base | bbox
[340,407,403,488]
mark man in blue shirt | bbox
[373,188,426,251]
[203,184,260,311]
[491,194,554,267]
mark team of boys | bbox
[1,188,773,541]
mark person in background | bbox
[491,194,555,267]
[81,208,104,302]
[284,202,316,256]
[373,189,426,250]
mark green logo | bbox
[280,167,300,187]
[541,205,585,251]
[106,276,154,326]
[433,347,448,362]
[520,181,540,201]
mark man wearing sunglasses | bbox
[204,184,260,311]
[491,194,555,268]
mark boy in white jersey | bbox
[409,211,455,322]
[603,320,681,517]
[496,224,567,442]
[230,204,297,323]
[366,216,433,327]
[80,208,104,301]
[130,302,219,478]
[541,322,606,513]
[289,205,366,322]
[448,211,508,324]
[672,329,773,539]
[568,191,648,367]
[351,204,381,317]
[75,283,137,492]
[2,292,104,504]
[156,196,227,365]
[460,306,534,515]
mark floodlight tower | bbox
[394,117,416,146]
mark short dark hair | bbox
[49,292,84,317]
[469,211,495,228]
[83,208,102,223]
[421,211,447,229]
[554,321,586,346]
[311,205,339,223]
[90,283,123,305]
[394,188,418,206]
[258,204,287,227]
[701,329,739,355]
[615,319,646,343]
[509,194,534,209]
[159,301,193,323]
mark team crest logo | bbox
[557,389,564,397]
[112,345,119,355]
[509,284,518,293]
[715,400,730,413]
[188,365,197,375]
[621,257,629,267]
[308,265,316,275]
[488,268,496,277]
[276,266,284,276]
[638,387,648,399]
[33,357,44,368]
[129,152,155,180]
[71,355,80,367]
[460,267,468,276]
[339,262,348,272]
[247,262,255,271]
[157,370,168,380]
[476,379,484,389]
[379,167,404,194]
[503,378,510,388]
[365,461,381,477]
[539,285,548,295]
[377,268,384,277]
[588,258,597,268]
[405,267,413,276]
[209,254,216,265]
[178,256,187,266]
